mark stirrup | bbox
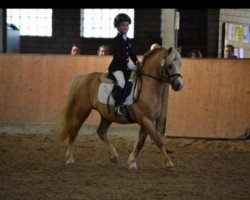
[115,105,126,116]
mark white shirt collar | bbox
[119,32,127,41]
[122,34,127,41]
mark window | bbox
[7,9,52,36]
[80,9,134,38]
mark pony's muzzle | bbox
[172,78,183,91]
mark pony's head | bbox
[162,47,183,91]
[141,47,183,91]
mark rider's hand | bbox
[127,62,137,70]
[136,61,141,66]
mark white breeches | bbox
[113,71,125,88]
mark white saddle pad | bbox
[98,81,138,105]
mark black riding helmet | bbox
[114,13,131,28]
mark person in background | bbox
[71,43,81,55]
[97,45,110,56]
[224,44,237,59]
[188,49,203,58]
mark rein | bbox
[139,72,182,84]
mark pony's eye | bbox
[166,64,172,69]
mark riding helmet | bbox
[114,13,131,28]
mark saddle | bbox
[99,73,117,84]
[99,71,136,103]
[100,71,137,84]
[98,71,139,121]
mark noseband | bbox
[164,70,182,85]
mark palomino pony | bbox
[57,47,183,170]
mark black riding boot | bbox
[112,85,126,116]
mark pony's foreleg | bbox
[141,116,174,168]
[97,117,118,164]
[127,127,147,170]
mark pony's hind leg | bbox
[65,108,92,165]
[65,124,80,165]
[97,117,118,164]
[127,127,147,170]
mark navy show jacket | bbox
[108,32,138,79]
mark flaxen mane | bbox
[141,47,166,66]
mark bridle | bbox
[138,50,182,85]
[132,50,182,103]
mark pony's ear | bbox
[166,47,173,55]
[177,46,182,53]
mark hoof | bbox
[65,159,74,165]
[163,160,174,168]
[128,162,138,171]
[110,155,119,164]
[65,155,75,165]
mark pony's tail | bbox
[56,75,83,141]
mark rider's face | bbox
[118,21,129,34]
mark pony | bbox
[56,47,183,170]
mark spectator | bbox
[224,44,237,59]
[97,45,110,56]
[188,49,203,58]
[71,43,81,55]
